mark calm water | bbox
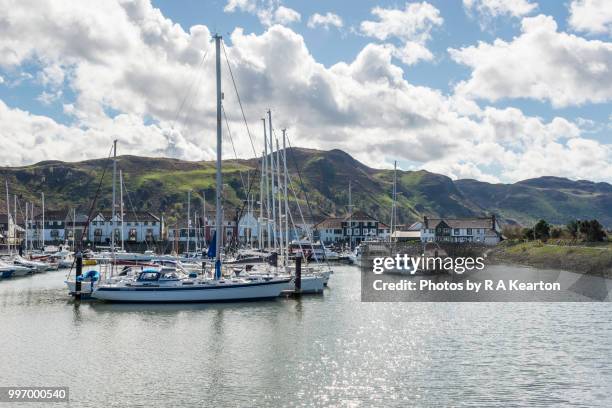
[1,265,612,407]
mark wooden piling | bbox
[74,250,83,301]
[295,255,302,293]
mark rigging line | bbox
[120,174,152,251]
[221,40,258,157]
[221,104,246,192]
[283,131,329,219]
[67,143,115,277]
[221,103,258,238]
[170,48,209,127]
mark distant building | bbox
[420,215,501,245]
[89,211,163,245]
[315,217,344,245]
[0,213,24,246]
[314,211,390,245]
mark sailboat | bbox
[90,34,292,303]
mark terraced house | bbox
[88,211,163,245]
[420,215,501,245]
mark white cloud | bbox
[224,0,300,26]
[360,2,442,43]
[568,0,612,36]
[307,12,343,30]
[0,0,610,185]
[360,2,443,66]
[463,0,537,18]
[450,15,612,107]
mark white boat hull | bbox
[296,275,325,293]
[91,278,293,303]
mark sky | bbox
[0,0,610,184]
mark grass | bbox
[492,240,612,277]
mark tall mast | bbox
[72,208,76,251]
[111,139,117,252]
[186,190,191,255]
[275,138,283,263]
[202,190,206,243]
[24,202,28,253]
[5,180,10,255]
[391,160,397,242]
[214,34,223,280]
[41,192,45,250]
[262,119,271,249]
[14,194,17,249]
[282,130,289,254]
[348,181,352,249]
[120,169,124,250]
[267,109,276,252]
[259,151,264,250]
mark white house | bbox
[315,217,344,245]
[89,211,162,244]
[420,215,501,245]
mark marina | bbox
[1,264,612,406]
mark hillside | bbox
[1,148,611,227]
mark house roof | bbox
[96,211,161,222]
[315,217,343,229]
[407,221,422,231]
[343,210,378,222]
[425,217,495,229]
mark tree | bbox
[550,226,563,238]
[579,219,606,242]
[534,219,550,240]
[566,219,579,238]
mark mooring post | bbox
[74,250,83,301]
[295,255,302,293]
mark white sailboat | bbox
[90,34,292,303]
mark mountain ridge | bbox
[1,148,611,227]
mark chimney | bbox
[491,214,496,230]
[423,216,428,229]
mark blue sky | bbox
[0,0,610,183]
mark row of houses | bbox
[314,213,502,246]
[2,206,502,248]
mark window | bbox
[129,228,137,241]
[144,221,148,226]
[454,228,460,235]
[50,230,59,237]
[92,221,97,226]
[467,228,472,235]
[151,221,156,226]
[353,228,360,235]
[370,228,376,234]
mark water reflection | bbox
[0,265,611,407]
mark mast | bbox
[5,180,10,255]
[348,181,353,249]
[390,160,397,242]
[259,151,264,250]
[24,202,28,253]
[14,194,17,250]
[267,109,276,252]
[120,169,124,250]
[282,130,289,259]
[275,138,283,263]
[262,119,271,249]
[111,139,117,252]
[41,192,45,250]
[72,208,76,251]
[186,190,191,255]
[202,190,206,244]
[214,34,223,280]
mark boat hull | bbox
[91,278,293,303]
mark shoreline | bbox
[488,241,612,279]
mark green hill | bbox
[1,148,611,227]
